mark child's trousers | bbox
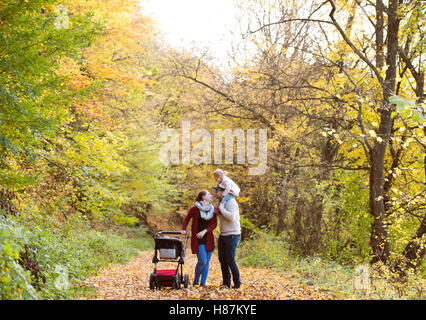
[221,193,234,207]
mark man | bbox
[213,184,241,289]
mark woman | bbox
[181,190,218,287]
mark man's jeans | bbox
[218,234,241,287]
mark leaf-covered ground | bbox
[83,250,334,300]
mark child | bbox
[213,169,240,207]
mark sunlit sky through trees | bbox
[140,0,243,69]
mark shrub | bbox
[238,231,425,299]
[0,217,38,299]
[1,214,153,299]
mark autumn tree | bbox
[170,0,425,273]
[244,0,425,270]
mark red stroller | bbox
[149,231,189,290]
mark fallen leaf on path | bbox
[82,251,334,300]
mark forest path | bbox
[84,250,334,300]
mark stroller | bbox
[149,231,189,290]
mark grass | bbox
[237,232,425,300]
[69,226,154,299]
[1,214,154,300]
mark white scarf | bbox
[195,201,214,221]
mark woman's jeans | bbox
[218,234,241,287]
[194,244,213,285]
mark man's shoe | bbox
[232,284,241,289]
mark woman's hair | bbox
[195,190,207,202]
[213,169,228,177]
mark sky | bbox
[140,0,243,69]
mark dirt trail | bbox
[85,250,334,300]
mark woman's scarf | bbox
[195,201,214,221]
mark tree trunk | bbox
[293,198,304,252]
[375,0,384,68]
[369,158,391,264]
[275,192,288,235]
[369,0,400,265]
[394,215,426,275]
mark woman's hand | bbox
[196,229,207,239]
[181,230,187,235]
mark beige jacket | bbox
[218,197,241,236]
[219,175,240,197]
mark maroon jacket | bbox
[182,205,218,254]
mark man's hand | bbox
[196,229,207,239]
[215,200,225,215]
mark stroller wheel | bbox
[183,274,189,288]
[172,276,180,289]
[149,274,156,290]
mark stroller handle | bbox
[156,231,189,239]
[153,230,189,264]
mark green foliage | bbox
[390,95,425,125]
[0,214,153,299]
[322,170,372,264]
[238,231,426,300]
[0,0,423,301]
[0,0,181,228]
[0,0,177,299]
[238,232,288,268]
[0,0,100,190]
[0,217,38,299]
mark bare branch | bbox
[327,0,385,87]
